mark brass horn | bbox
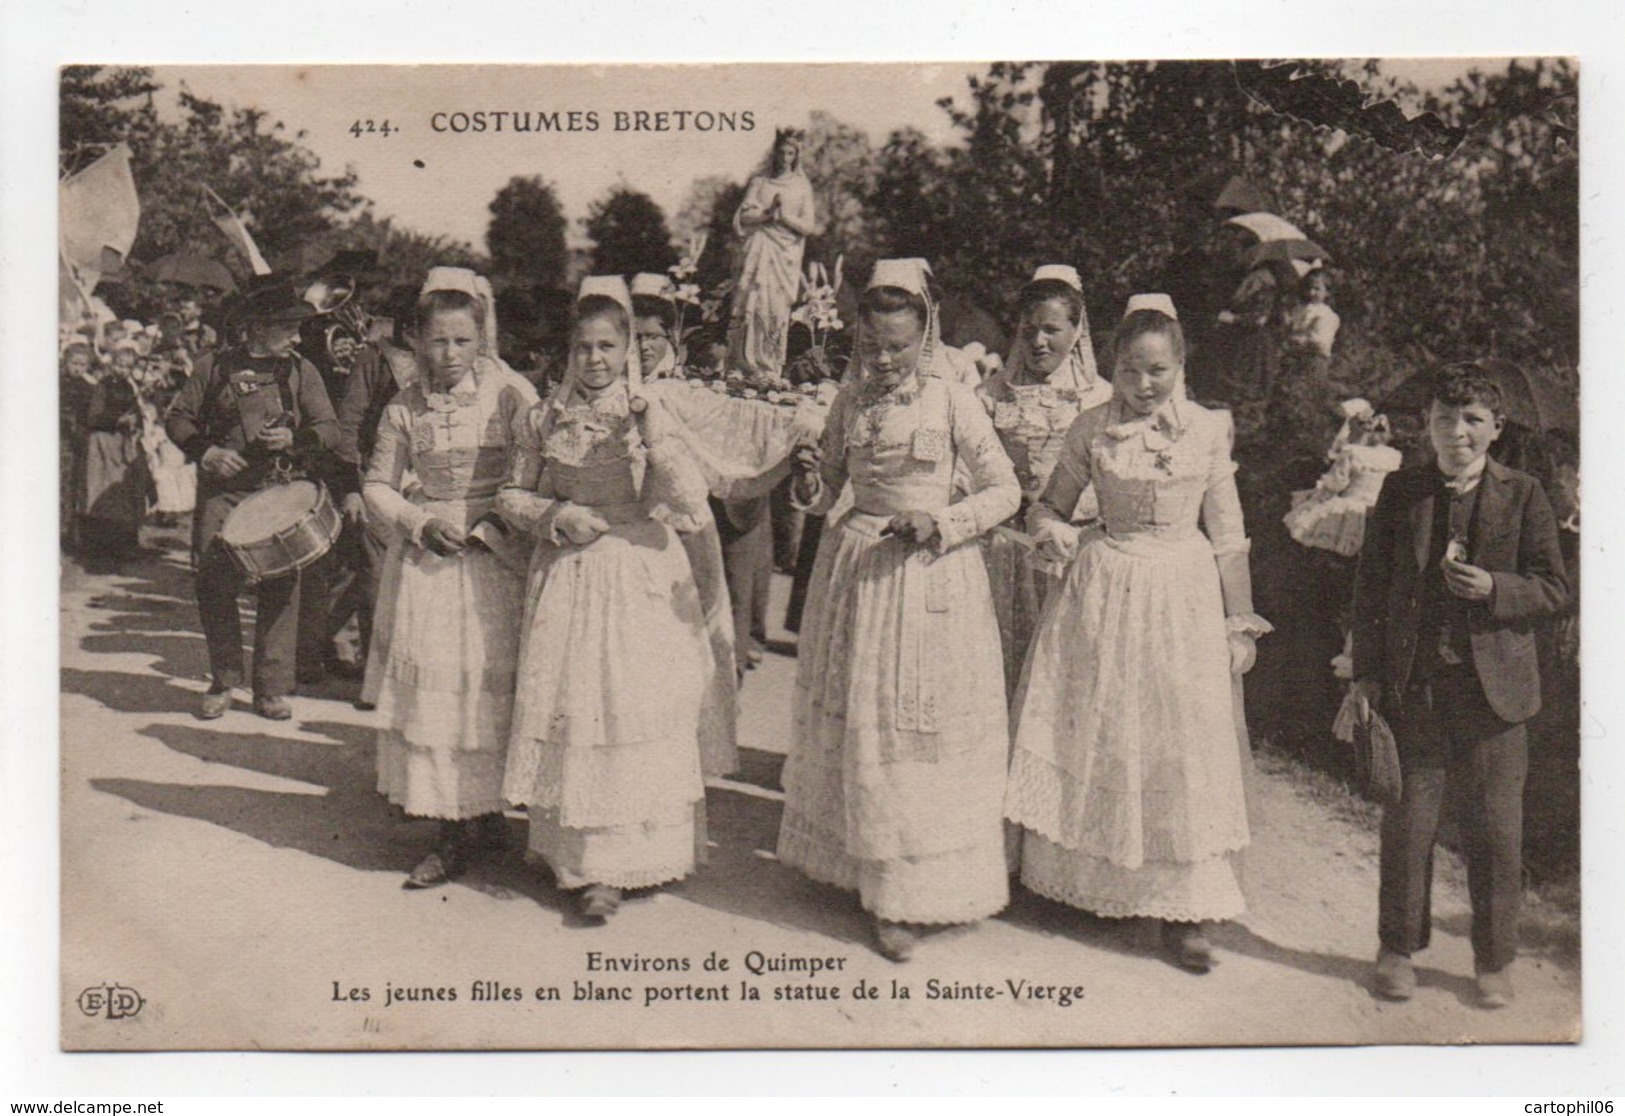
[303,272,374,362]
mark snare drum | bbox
[218,480,341,582]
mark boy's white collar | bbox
[1438,453,1488,492]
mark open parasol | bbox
[1245,237,1332,270]
[146,252,237,293]
[1384,359,1578,434]
[1224,211,1307,244]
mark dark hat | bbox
[232,274,316,324]
[322,247,380,278]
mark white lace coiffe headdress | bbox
[1119,292,1189,406]
[419,266,500,357]
[1124,292,1178,320]
[540,274,645,412]
[843,257,943,385]
[1002,263,1100,394]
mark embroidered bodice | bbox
[498,385,711,538]
[1033,397,1248,555]
[809,372,1018,550]
[363,360,538,535]
[979,355,1114,501]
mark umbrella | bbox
[147,252,237,293]
[1224,211,1307,244]
[1245,237,1332,270]
[1212,176,1276,216]
[1384,359,1578,434]
[1181,171,1277,216]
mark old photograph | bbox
[53,59,1582,1052]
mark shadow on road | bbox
[670,775,876,950]
[62,667,207,718]
[997,887,1153,962]
[1211,921,1480,1005]
[88,718,567,918]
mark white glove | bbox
[553,503,610,546]
[1228,632,1258,675]
[1033,520,1081,565]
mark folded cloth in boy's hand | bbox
[1352,708,1403,807]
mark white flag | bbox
[59,143,141,293]
[204,185,273,275]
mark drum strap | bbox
[201,349,309,487]
[203,348,301,444]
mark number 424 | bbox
[350,119,396,138]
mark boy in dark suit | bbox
[1350,366,1568,1008]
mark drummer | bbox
[166,276,340,721]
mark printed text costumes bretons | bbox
[779,366,1020,923]
[1006,396,1255,920]
[360,359,538,819]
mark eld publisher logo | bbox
[77,984,144,1020]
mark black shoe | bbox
[403,821,470,889]
[253,695,293,721]
[198,686,233,720]
[579,885,622,920]
[1161,920,1214,974]
[1375,948,1417,1001]
[875,919,919,962]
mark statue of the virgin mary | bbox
[727,127,818,377]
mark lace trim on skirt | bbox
[526,803,705,890]
[1016,829,1246,921]
[376,730,509,820]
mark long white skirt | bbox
[1005,530,1250,921]
[502,518,712,890]
[778,511,1011,925]
[365,509,526,820]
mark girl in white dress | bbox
[362,269,539,888]
[781,258,1020,961]
[499,277,718,921]
[977,264,1114,699]
[1005,294,1270,973]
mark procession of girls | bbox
[242,253,1264,976]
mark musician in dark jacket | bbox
[1349,366,1568,1009]
[319,298,420,682]
[166,278,340,721]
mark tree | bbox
[796,111,879,271]
[673,174,745,288]
[584,187,676,276]
[59,65,158,177]
[486,175,569,291]
[59,70,367,317]
[124,89,363,271]
[871,126,954,261]
[338,210,483,295]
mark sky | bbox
[150,59,1503,255]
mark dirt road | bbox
[58,535,1579,1051]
